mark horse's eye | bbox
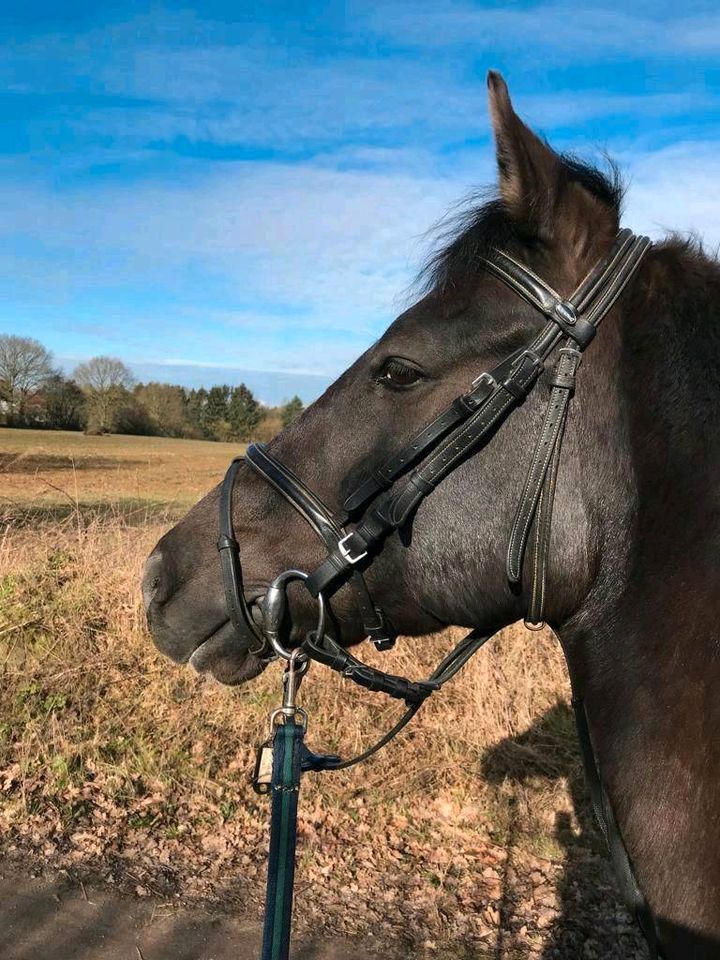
[376,358,424,389]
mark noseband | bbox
[219,228,650,679]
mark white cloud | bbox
[365,3,720,57]
[5,134,720,382]
[622,142,720,246]
[0,159,475,374]
[3,4,720,390]
[4,5,717,163]
[0,159,471,312]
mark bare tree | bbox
[73,356,134,433]
[0,334,54,422]
[134,382,188,437]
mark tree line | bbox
[0,334,304,441]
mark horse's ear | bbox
[486,71,617,249]
[487,70,558,233]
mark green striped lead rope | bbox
[260,719,304,960]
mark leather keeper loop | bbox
[384,474,433,527]
[452,395,475,415]
[217,534,239,552]
[356,509,391,544]
[501,377,527,401]
[547,370,576,391]
[554,315,596,348]
[501,352,542,400]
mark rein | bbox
[217,229,657,959]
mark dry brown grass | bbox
[0,429,639,958]
[0,427,245,513]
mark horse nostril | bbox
[142,550,166,611]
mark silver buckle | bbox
[471,371,497,390]
[338,532,368,565]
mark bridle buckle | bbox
[471,370,497,390]
[338,532,368,565]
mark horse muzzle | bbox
[142,544,268,676]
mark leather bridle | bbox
[218,228,650,688]
[218,226,660,957]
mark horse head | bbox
[142,73,633,684]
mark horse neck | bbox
[563,238,720,671]
[562,238,720,706]
[557,240,720,927]
[619,239,720,623]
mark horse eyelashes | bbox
[377,358,424,387]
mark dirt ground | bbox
[0,862,380,960]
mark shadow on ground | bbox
[1,499,186,527]
[0,866,380,960]
[0,453,148,473]
[481,701,647,960]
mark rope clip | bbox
[269,649,309,733]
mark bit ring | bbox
[261,569,326,661]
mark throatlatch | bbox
[216,229,655,960]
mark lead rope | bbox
[255,626,493,958]
[257,650,334,960]
[261,717,303,960]
[258,646,664,960]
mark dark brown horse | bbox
[143,73,720,958]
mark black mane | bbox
[420,154,625,293]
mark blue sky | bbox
[2,2,720,404]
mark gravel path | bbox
[0,864,379,960]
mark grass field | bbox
[0,427,643,958]
[0,428,246,520]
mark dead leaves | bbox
[0,522,645,957]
